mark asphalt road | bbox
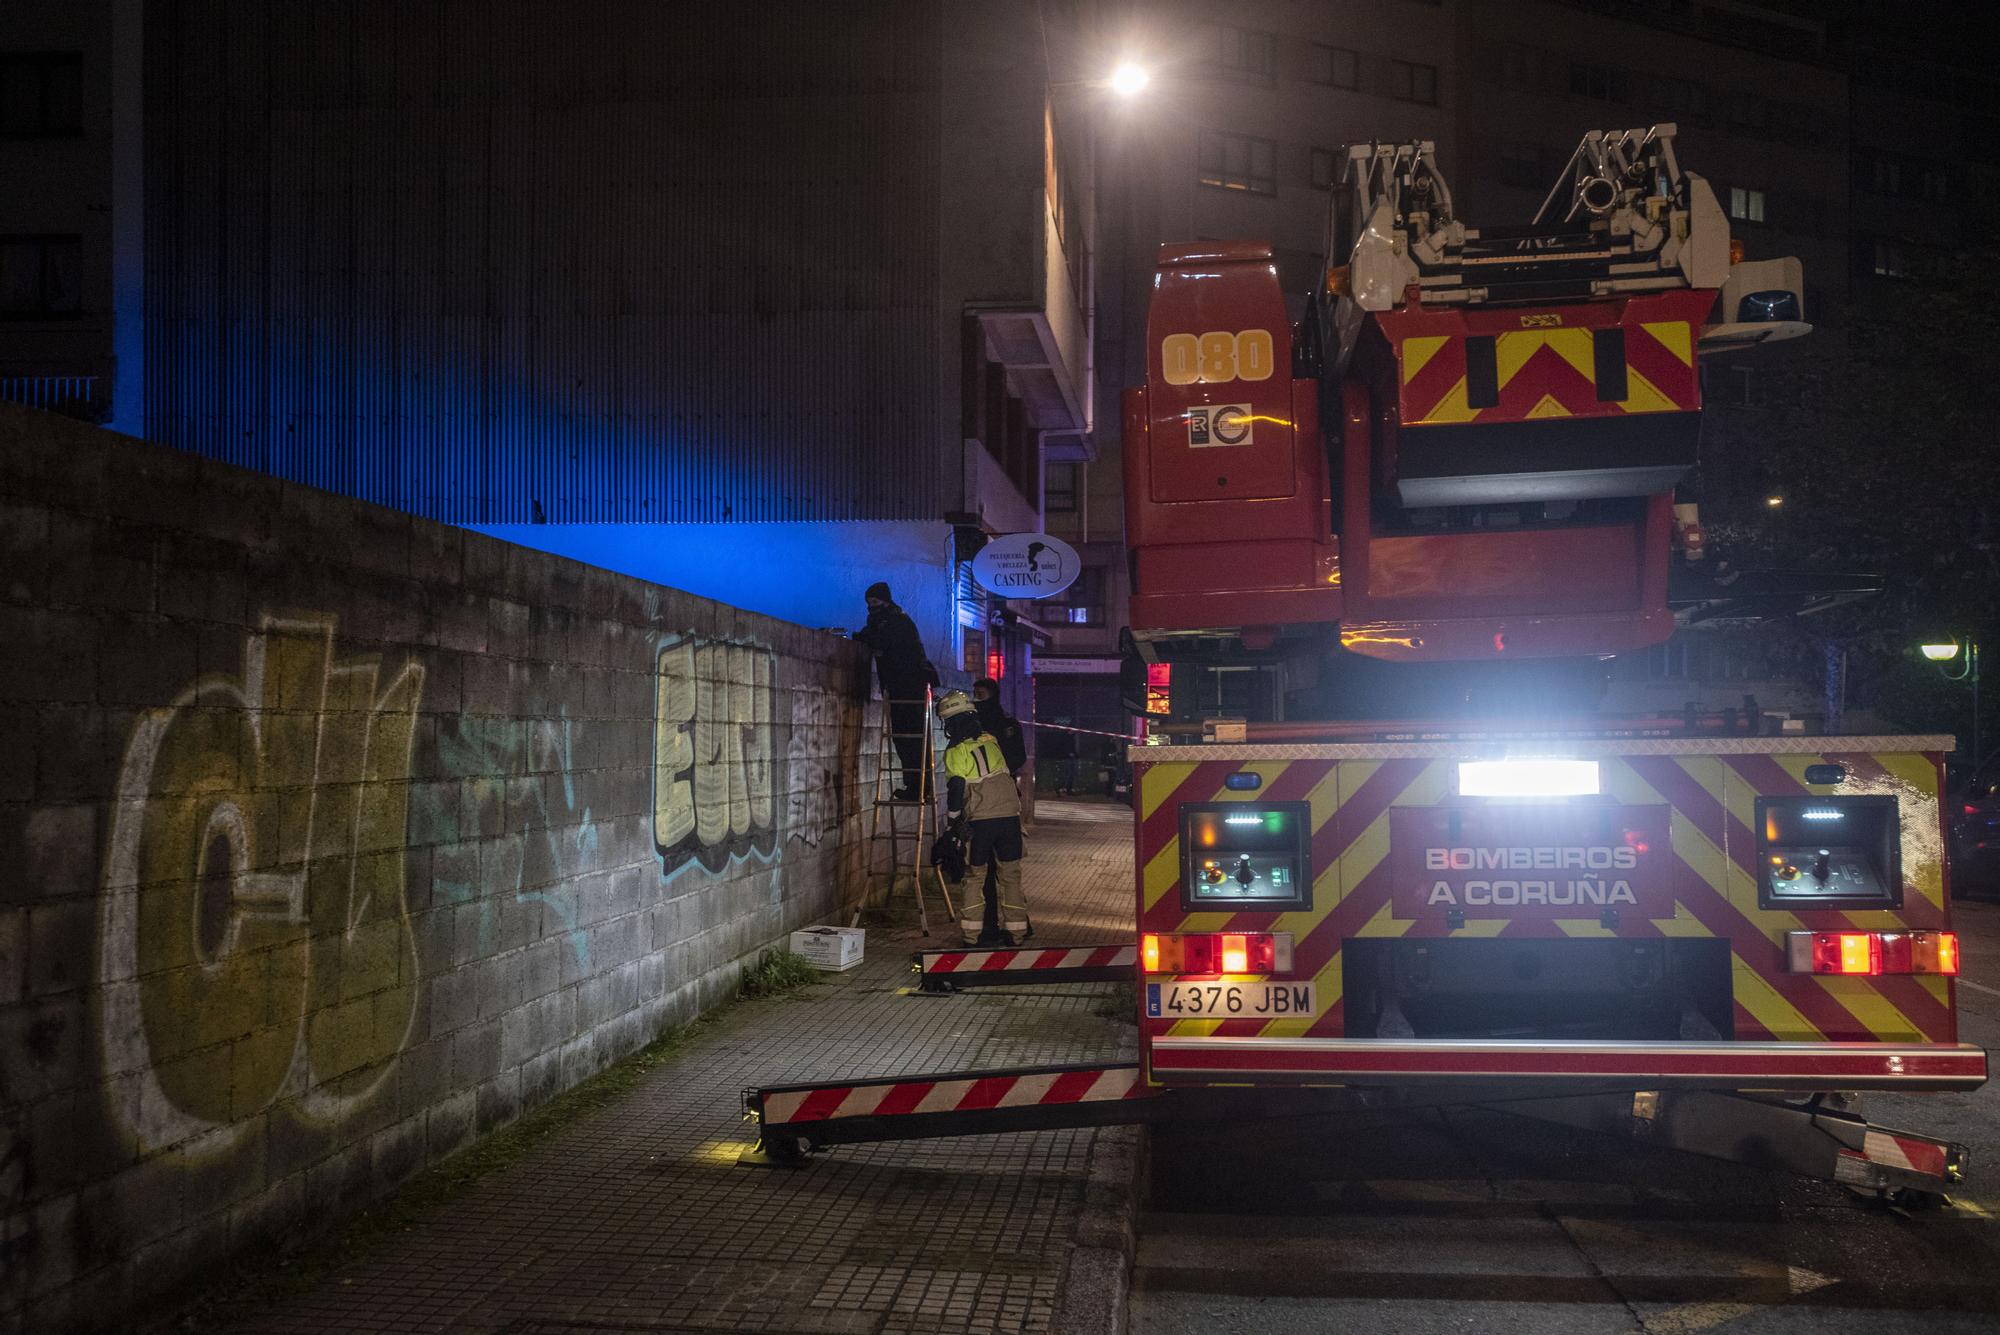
[1132,900,2000,1334]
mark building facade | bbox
[6,1,1988,744]
[0,1,1107,734]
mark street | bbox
[1131,901,2000,1334]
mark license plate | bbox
[1146,981,1316,1019]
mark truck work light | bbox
[1457,758,1600,798]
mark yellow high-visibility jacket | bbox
[944,733,1022,822]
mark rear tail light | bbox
[1785,931,1959,976]
[1140,931,1293,976]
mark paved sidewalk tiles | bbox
[232,799,1139,1335]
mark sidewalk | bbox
[229,799,1139,1335]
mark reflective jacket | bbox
[944,732,1022,823]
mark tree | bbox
[1703,245,2000,749]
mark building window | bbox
[1503,44,1545,92]
[1728,91,1769,133]
[0,52,82,137]
[1198,130,1278,197]
[1702,362,1756,407]
[1864,238,1907,279]
[1309,147,1340,190]
[1657,75,1709,120]
[1728,187,1765,224]
[1568,59,1625,103]
[1390,59,1437,105]
[0,235,83,318]
[1204,24,1278,87]
[1498,141,1546,190]
[1309,43,1359,90]
[1045,462,1079,514]
[1770,101,1814,141]
[1048,566,1106,629]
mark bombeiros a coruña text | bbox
[1423,842,1642,907]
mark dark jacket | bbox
[974,697,1028,776]
[854,602,939,697]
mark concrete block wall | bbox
[0,403,880,1331]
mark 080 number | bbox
[1160,329,1275,387]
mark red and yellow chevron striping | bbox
[1134,738,1957,1077]
[1392,291,1707,426]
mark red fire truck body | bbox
[1119,126,1985,1143]
[1132,737,1982,1095]
[1124,249,1711,661]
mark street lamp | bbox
[1108,62,1150,96]
[1919,636,1980,763]
[1053,62,1151,97]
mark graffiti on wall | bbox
[93,616,865,1159]
[432,712,599,969]
[99,618,424,1155]
[654,638,776,874]
[653,635,859,876]
[785,683,854,850]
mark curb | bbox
[1052,1120,1143,1335]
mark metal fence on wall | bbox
[0,375,104,421]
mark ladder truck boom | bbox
[1123,123,1808,673]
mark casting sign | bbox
[971,533,1080,600]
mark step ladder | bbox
[864,688,958,935]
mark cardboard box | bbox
[790,925,865,972]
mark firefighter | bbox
[937,690,1030,946]
[970,676,1027,777]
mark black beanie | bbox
[865,582,892,602]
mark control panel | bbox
[1180,803,1312,910]
[1757,796,1900,909]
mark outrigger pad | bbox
[738,1134,813,1169]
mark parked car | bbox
[1949,766,2000,898]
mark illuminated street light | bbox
[1918,635,1981,762]
[1108,62,1150,96]
[1764,495,1784,508]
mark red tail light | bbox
[1786,931,1959,976]
[1140,932,1293,976]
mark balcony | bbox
[0,374,104,422]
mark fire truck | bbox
[746,126,1983,1200]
